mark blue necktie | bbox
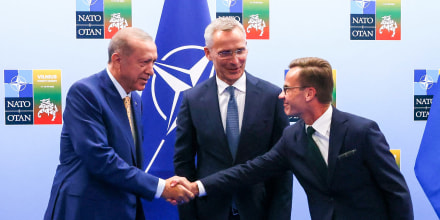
[226,86,239,161]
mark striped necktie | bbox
[226,86,239,161]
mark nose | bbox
[146,63,155,76]
[229,53,241,64]
[278,91,285,100]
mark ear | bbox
[204,47,213,61]
[111,52,121,65]
[305,87,317,102]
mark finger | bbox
[177,185,194,202]
[169,176,187,187]
[170,180,178,187]
[190,182,199,196]
[166,198,179,205]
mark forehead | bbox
[285,67,301,85]
[211,28,246,49]
[129,40,157,57]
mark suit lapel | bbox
[131,92,143,168]
[292,122,308,159]
[202,77,240,161]
[327,107,348,184]
[202,77,229,139]
[238,73,261,157]
[100,70,138,166]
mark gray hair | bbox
[204,17,246,48]
[108,27,153,63]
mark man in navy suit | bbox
[173,17,293,220]
[182,57,413,220]
[44,27,194,220]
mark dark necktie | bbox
[226,86,239,161]
[306,126,327,179]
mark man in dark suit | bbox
[44,27,194,220]
[173,17,293,220]
[182,57,413,220]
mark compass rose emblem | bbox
[354,0,371,9]
[9,75,29,92]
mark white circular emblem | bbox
[10,75,28,92]
[82,0,99,6]
[354,0,371,9]
[419,74,434,90]
[223,0,238,8]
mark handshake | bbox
[160,176,199,205]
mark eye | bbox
[141,59,155,66]
[236,49,245,55]
[218,50,233,57]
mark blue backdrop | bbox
[0,0,438,219]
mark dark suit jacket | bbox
[201,107,413,220]
[44,70,159,220]
[174,73,293,220]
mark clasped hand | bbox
[160,176,199,205]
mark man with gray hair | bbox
[173,17,293,220]
[44,27,194,220]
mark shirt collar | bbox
[106,67,131,99]
[216,72,247,95]
[306,105,332,138]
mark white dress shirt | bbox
[197,73,248,197]
[216,73,246,133]
[305,105,332,165]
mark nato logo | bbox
[414,69,439,121]
[143,45,214,172]
[4,70,34,125]
[76,0,104,39]
[350,14,375,40]
[351,0,376,14]
[350,0,376,40]
[76,11,104,39]
[217,0,242,13]
[151,45,214,131]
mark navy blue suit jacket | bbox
[44,70,159,220]
[174,73,293,220]
[201,107,413,220]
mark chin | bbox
[137,84,147,90]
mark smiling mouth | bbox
[229,67,242,73]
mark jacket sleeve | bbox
[64,82,159,200]
[363,120,413,220]
[265,96,293,220]
[173,91,198,219]
[200,132,292,198]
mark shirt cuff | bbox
[155,178,166,199]
[196,180,206,197]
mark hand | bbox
[161,176,194,205]
[170,179,199,197]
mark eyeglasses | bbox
[283,86,307,94]
[216,48,247,59]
